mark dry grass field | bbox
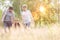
[0,23,60,40]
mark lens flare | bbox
[39,6,46,14]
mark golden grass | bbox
[0,23,60,40]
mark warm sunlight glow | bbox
[39,6,46,14]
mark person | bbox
[2,7,15,32]
[21,4,34,28]
[14,18,20,28]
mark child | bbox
[14,18,20,28]
[2,7,15,32]
[21,4,33,28]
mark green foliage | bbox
[11,0,58,26]
[0,10,2,20]
[12,0,22,20]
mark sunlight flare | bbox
[39,6,46,14]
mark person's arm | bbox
[29,10,34,22]
[11,11,15,23]
[20,12,24,24]
[2,11,7,22]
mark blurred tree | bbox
[12,0,21,19]
[10,0,58,26]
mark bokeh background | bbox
[0,0,59,27]
[0,0,60,40]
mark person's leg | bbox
[25,22,31,28]
[27,22,31,27]
[3,21,8,32]
[17,23,20,27]
[15,23,17,28]
[7,21,12,32]
[23,22,30,29]
[23,23,27,28]
[14,23,20,28]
